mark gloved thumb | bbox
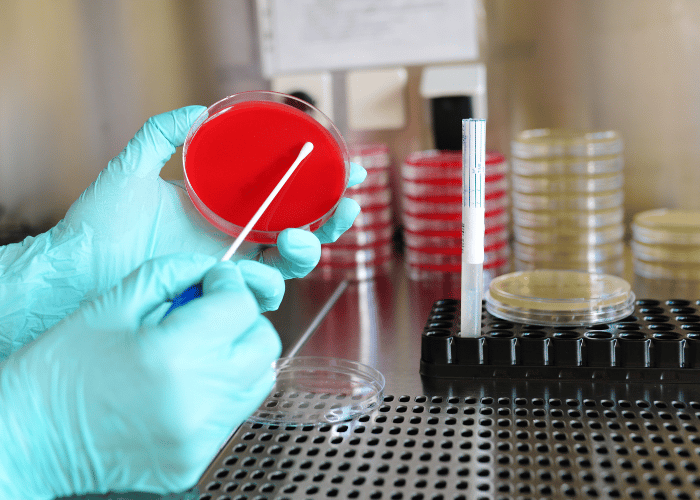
[107,105,207,179]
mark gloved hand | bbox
[0,106,366,359]
[0,254,280,499]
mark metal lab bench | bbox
[196,259,700,500]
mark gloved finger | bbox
[237,260,286,312]
[108,105,207,178]
[347,162,367,188]
[258,228,321,279]
[92,253,217,330]
[313,197,361,244]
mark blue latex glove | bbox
[0,254,280,499]
[0,106,366,359]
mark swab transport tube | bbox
[461,119,486,337]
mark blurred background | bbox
[1,0,699,242]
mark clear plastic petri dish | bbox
[511,155,623,176]
[401,150,507,181]
[352,205,393,229]
[349,143,391,170]
[514,257,624,275]
[403,209,509,234]
[511,172,623,194]
[331,223,394,248]
[404,227,509,250]
[512,189,623,211]
[346,187,392,208]
[401,190,509,216]
[183,91,349,244]
[514,241,624,264]
[511,129,624,160]
[512,207,624,228]
[632,258,700,280]
[247,357,385,425]
[631,209,700,245]
[631,240,700,264]
[402,176,508,198]
[346,169,390,191]
[485,270,635,326]
[514,224,624,246]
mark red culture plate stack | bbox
[400,150,511,285]
[309,144,394,281]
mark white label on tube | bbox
[462,119,486,264]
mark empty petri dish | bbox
[248,357,385,425]
[511,129,623,159]
[183,91,349,244]
[632,209,700,245]
[486,270,635,325]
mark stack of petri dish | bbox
[510,129,625,274]
[632,209,700,281]
[311,144,394,280]
[400,150,510,286]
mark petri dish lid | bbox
[632,257,700,280]
[512,189,623,211]
[514,224,624,246]
[486,270,635,326]
[513,257,625,275]
[349,143,391,170]
[514,241,624,264]
[632,209,700,245]
[512,207,623,228]
[511,172,623,194]
[248,357,385,425]
[511,129,624,159]
[631,240,700,264]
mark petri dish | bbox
[511,129,624,159]
[632,258,700,280]
[351,205,393,229]
[406,257,510,282]
[511,172,623,193]
[401,190,508,216]
[631,209,700,245]
[631,240,700,264]
[183,91,349,244]
[332,224,394,247]
[402,176,507,198]
[401,150,507,181]
[514,224,624,246]
[403,209,509,234]
[349,143,391,170]
[404,226,509,250]
[512,207,624,228]
[514,257,624,275]
[345,186,392,208]
[512,189,623,211]
[486,270,635,325]
[511,155,623,176]
[405,243,510,266]
[346,169,389,191]
[514,241,624,264]
[248,357,385,425]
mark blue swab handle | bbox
[162,283,203,318]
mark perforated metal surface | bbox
[197,386,700,500]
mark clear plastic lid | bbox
[512,207,624,228]
[514,241,624,264]
[511,155,623,176]
[631,240,700,264]
[514,224,624,246]
[511,172,623,194]
[401,150,507,181]
[485,270,635,326]
[349,143,391,170]
[352,205,393,229]
[512,189,623,211]
[248,357,385,425]
[345,187,392,208]
[346,169,390,191]
[631,209,700,245]
[511,129,624,160]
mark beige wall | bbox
[1,0,699,229]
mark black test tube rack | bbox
[420,298,700,382]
